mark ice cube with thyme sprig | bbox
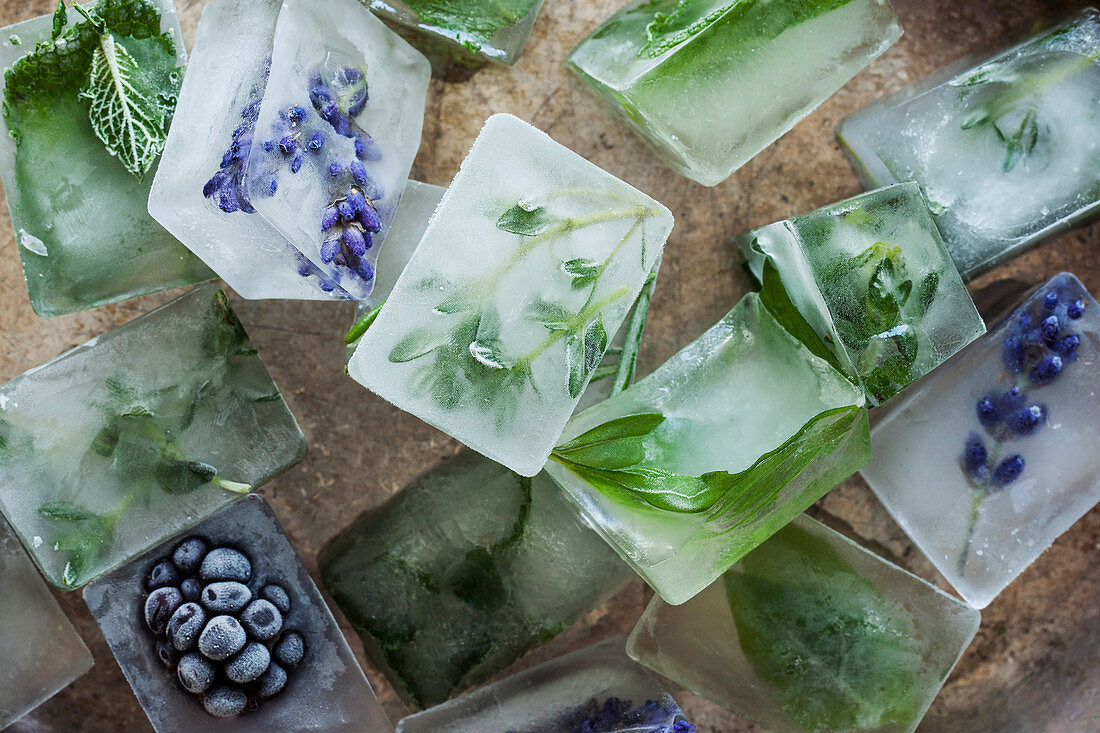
[862,273,1100,609]
[349,114,673,477]
[839,9,1100,280]
[0,284,306,589]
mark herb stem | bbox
[522,286,631,364]
[957,490,985,575]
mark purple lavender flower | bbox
[552,696,695,733]
[203,99,262,214]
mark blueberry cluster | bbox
[550,697,696,733]
[142,537,306,719]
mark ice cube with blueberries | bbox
[84,494,392,732]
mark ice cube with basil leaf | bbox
[627,514,980,733]
[0,0,212,317]
[736,182,985,405]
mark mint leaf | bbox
[496,201,562,236]
[916,272,939,316]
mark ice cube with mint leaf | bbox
[0,0,212,317]
[839,10,1100,280]
[627,514,980,733]
[736,182,986,406]
[0,284,306,589]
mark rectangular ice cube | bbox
[839,10,1100,280]
[0,284,306,589]
[1,516,92,729]
[0,0,213,317]
[348,113,673,476]
[736,182,986,405]
[395,636,689,732]
[566,0,902,186]
[545,292,870,605]
[627,514,980,733]
[861,273,1100,609]
[83,494,392,732]
[319,451,636,708]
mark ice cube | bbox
[545,292,870,605]
[567,0,902,186]
[83,494,392,732]
[0,284,306,589]
[396,636,689,732]
[348,113,673,476]
[319,451,635,708]
[839,10,1100,280]
[861,273,1100,608]
[0,0,212,317]
[627,514,980,733]
[735,181,986,405]
[0,516,92,728]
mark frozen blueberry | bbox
[199,547,251,583]
[201,581,252,614]
[172,537,208,574]
[203,685,248,719]
[273,631,305,668]
[260,584,291,615]
[155,635,180,669]
[180,577,203,603]
[146,559,180,591]
[177,652,216,694]
[166,602,207,652]
[144,586,184,636]
[240,599,283,641]
[256,662,287,699]
[198,615,247,661]
[225,641,271,684]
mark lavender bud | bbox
[1029,354,1063,385]
[342,227,367,257]
[320,238,341,263]
[975,396,1000,428]
[1043,292,1058,311]
[962,433,988,480]
[1006,404,1045,436]
[321,206,339,231]
[992,455,1026,487]
[1067,299,1086,319]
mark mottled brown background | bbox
[2,0,1097,731]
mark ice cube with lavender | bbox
[546,291,870,605]
[395,636,693,733]
[861,273,1100,609]
[348,113,673,477]
[0,284,306,589]
[839,10,1100,280]
[84,494,392,732]
[736,182,986,405]
[0,0,212,317]
[627,514,980,733]
[1,516,92,729]
[566,0,902,186]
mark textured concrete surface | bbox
[1,0,1097,731]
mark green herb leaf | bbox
[555,412,665,469]
[468,339,512,370]
[528,298,573,331]
[562,258,602,289]
[496,201,562,237]
[390,328,447,363]
[38,500,102,522]
[611,270,658,393]
[916,272,939,315]
[758,258,847,376]
[346,302,384,344]
[52,1,68,40]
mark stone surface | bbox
[0,0,1096,731]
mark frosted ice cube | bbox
[736,182,986,405]
[627,514,980,733]
[396,636,689,732]
[0,0,212,317]
[839,10,1100,280]
[0,284,306,589]
[348,113,673,477]
[545,292,870,605]
[0,516,92,728]
[567,0,902,186]
[861,273,1100,609]
[319,451,635,708]
[84,494,392,732]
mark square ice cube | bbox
[736,182,986,406]
[545,292,870,605]
[348,113,673,476]
[566,0,902,186]
[0,0,213,317]
[861,273,1100,609]
[319,451,635,708]
[0,516,92,729]
[395,636,689,732]
[839,10,1100,280]
[0,284,306,589]
[83,494,392,732]
[627,514,980,733]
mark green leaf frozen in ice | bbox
[496,201,562,236]
[399,0,540,52]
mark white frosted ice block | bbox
[349,113,673,476]
[862,273,1100,608]
[839,10,1100,280]
[628,514,980,733]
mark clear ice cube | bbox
[861,272,1100,608]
